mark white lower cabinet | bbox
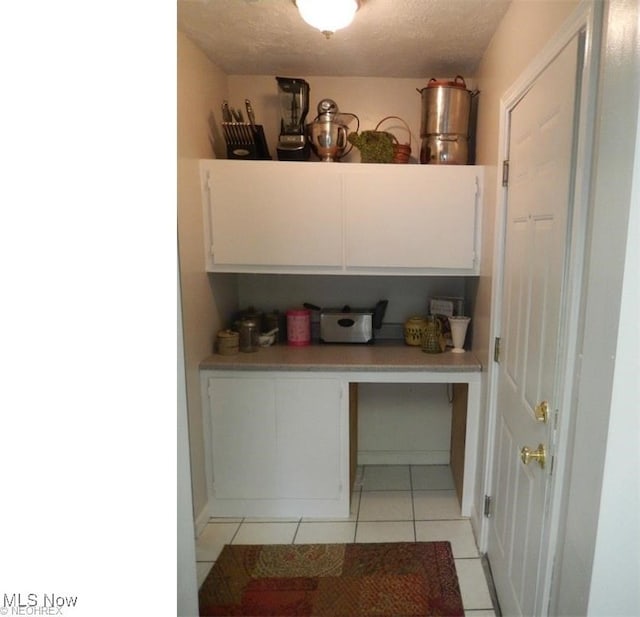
[202,371,349,518]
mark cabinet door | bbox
[206,374,346,506]
[344,165,480,271]
[203,160,343,269]
[207,376,278,499]
[275,378,344,500]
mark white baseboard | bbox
[194,503,210,538]
[358,450,450,466]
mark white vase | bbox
[449,316,471,353]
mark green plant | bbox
[347,130,395,163]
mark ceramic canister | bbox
[286,308,311,346]
[403,316,428,346]
[216,329,239,355]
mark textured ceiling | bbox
[177,0,512,78]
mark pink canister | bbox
[286,308,311,346]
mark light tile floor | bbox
[196,464,498,615]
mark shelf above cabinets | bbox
[200,160,484,276]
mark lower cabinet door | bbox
[275,378,343,500]
[209,376,278,499]
[206,374,346,510]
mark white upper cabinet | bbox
[201,160,483,275]
[201,160,343,271]
[344,165,480,272]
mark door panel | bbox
[504,218,528,385]
[275,378,343,499]
[524,217,554,410]
[343,166,479,269]
[206,160,344,267]
[208,377,278,499]
[488,37,579,617]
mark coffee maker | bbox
[276,77,311,161]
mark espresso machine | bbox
[276,76,311,161]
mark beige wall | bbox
[177,32,238,520]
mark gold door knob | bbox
[534,401,549,423]
[520,444,546,468]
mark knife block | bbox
[222,122,271,160]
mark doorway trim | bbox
[479,0,602,612]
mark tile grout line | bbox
[353,487,362,542]
[409,465,417,542]
[228,517,244,545]
[291,517,302,544]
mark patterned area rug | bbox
[199,541,464,616]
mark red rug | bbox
[199,542,464,616]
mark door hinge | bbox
[502,160,510,187]
[484,495,493,518]
[494,337,501,363]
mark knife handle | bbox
[222,100,232,122]
[245,98,256,127]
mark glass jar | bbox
[421,315,443,354]
[238,318,259,353]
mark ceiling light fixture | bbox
[295,0,359,39]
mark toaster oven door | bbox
[320,313,373,343]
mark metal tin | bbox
[286,309,311,346]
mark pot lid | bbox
[427,75,467,89]
[217,329,239,339]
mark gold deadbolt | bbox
[534,401,549,423]
[520,444,546,468]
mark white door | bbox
[487,38,580,617]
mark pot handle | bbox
[418,76,467,91]
[373,299,389,330]
[454,75,467,87]
[335,112,359,160]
